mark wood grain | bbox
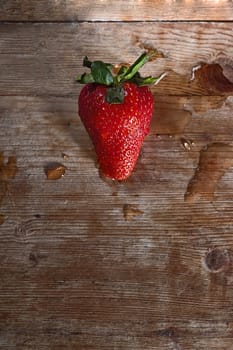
[0,22,233,97]
[1,3,233,349]
[1,95,233,349]
[1,0,233,21]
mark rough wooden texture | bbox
[1,3,233,350]
[1,0,233,21]
[0,22,233,97]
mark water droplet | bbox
[151,97,192,135]
[185,142,233,202]
[61,153,69,160]
[190,62,233,93]
[0,154,17,181]
[123,204,143,221]
[0,152,17,220]
[45,163,66,180]
[180,137,193,151]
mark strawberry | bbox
[76,51,165,180]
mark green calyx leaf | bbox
[76,57,114,86]
[76,51,166,104]
[83,56,92,68]
[91,61,114,86]
[76,72,95,84]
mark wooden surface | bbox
[1,0,233,21]
[1,2,233,349]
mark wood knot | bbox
[15,222,27,237]
[158,327,176,338]
[29,251,47,267]
[204,248,231,273]
[14,219,41,240]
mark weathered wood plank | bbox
[1,95,233,349]
[0,22,233,97]
[1,94,233,348]
[1,95,233,208]
[1,15,233,350]
[1,0,233,21]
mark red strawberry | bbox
[76,52,165,180]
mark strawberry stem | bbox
[118,51,157,82]
[76,51,165,103]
